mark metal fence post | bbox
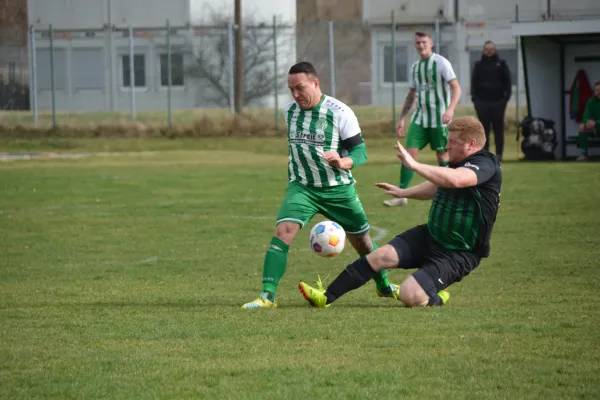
[273,15,279,129]
[515,5,520,139]
[328,20,335,98]
[435,17,440,54]
[129,25,136,121]
[166,19,172,130]
[30,25,38,125]
[391,11,397,129]
[227,23,235,114]
[49,24,56,132]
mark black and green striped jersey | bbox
[409,53,457,128]
[427,151,502,257]
[284,95,364,188]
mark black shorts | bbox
[388,224,481,297]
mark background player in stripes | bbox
[384,31,462,207]
[298,116,502,309]
[242,62,398,309]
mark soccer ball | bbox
[309,220,346,257]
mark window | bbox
[469,48,518,85]
[36,48,67,90]
[72,48,104,90]
[122,54,146,88]
[160,53,184,86]
[383,45,408,83]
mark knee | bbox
[366,245,399,271]
[399,278,429,307]
[274,223,299,244]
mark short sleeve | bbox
[461,154,497,185]
[408,62,416,89]
[439,57,457,83]
[338,109,361,141]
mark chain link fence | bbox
[1,5,563,131]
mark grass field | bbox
[2,104,520,127]
[0,105,528,140]
[1,135,600,399]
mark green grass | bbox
[0,104,527,128]
[1,137,599,399]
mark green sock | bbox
[262,237,290,300]
[368,240,391,293]
[578,132,589,156]
[439,160,449,167]
[399,163,414,189]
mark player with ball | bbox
[242,62,398,309]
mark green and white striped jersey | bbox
[409,53,457,128]
[284,95,361,188]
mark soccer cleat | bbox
[298,281,329,308]
[376,283,400,300]
[437,289,450,305]
[383,198,408,207]
[241,292,277,309]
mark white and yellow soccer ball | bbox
[309,220,346,257]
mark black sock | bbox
[325,257,375,304]
[427,294,444,307]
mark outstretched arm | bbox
[394,141,478,188]
[410,163,477,189]
[376,180,438,200]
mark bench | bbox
[565,136,600,147]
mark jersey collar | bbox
[300,94,326,111]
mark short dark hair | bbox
[595,81,600,88]
[484,40,495,46]
[415,31,431,38]
[289,62,318,77]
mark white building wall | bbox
[27,0,206,112]
[363,0,455,24]
[32,30,202,112]
[29,0,191,30]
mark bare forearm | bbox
[398,181,438,200]
[399,91,416,119]
[448,83,462,111]
[412,162,462,188]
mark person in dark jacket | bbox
[471,41,512,161]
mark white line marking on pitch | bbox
[370,225,388,242]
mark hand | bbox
[585,120,596,130]
[375,182,404,198]
[394,141,418,170]
[323,151,343,168]
[396,119,406,138]
[442,109,454,124]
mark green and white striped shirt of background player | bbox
[284,95,364,188]
[409,53,457,129]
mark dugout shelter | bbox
[512,15,600,160]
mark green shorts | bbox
[406,122,448,152]
[276,182,370,235]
